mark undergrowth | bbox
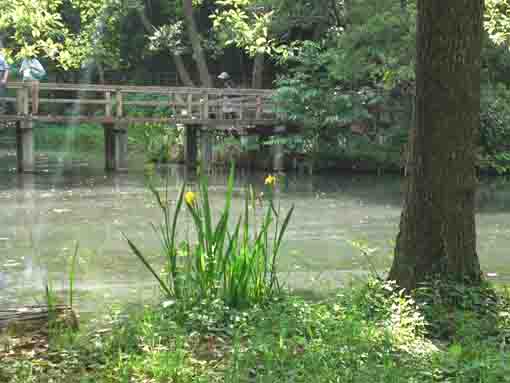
[2,278,510,382]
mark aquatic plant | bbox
[125,165,294,308]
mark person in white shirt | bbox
[20,57,45,114]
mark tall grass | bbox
[125,165,294,307]
[68,242,79,309]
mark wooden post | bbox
[255,95,262,120]
[16,88,23,115]
[113,89,127,172]
[202,92,209,120]
[104,92,114,171]
[200,127,213,169]
[116,89,123,118]
[239,97,244,120]
[184,125,198,166]
[272,125,286,172]
[187,93,193,118]
[105,91,112,117]
[114,127,128,172]
[16,87,34,172]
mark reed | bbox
[125,165,294,308]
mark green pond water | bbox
[1,149,510,311]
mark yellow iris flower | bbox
[264,175,277,186]
[185,191,197,205]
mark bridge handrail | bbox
[4,82,274,96]
[0,82,284,125]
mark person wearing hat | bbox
[218,72,236,119]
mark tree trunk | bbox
[388,0,483,290]
[172,54,194,87]
[97,62,105,84]
[182,0,212,88]
[343,0,352,27]
[251,53,265,89]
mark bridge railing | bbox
[0,83,280,125]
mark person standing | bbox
[0,53,10,114]
[20,56,45,115]
[217,72,236,119]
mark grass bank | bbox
[1,279,510,383]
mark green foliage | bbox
[0,279,440,382]
[122,93,181,162]
[0,0,127,70]
[211,0,338,60]
[33,123,104,151]
[328,0,415,89]
[485,0,510,46]
[148,21,187,55]
[479,85,510,174]
[125,165,294,308]
[5,277,510,382]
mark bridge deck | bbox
[0,83,288,173]
[0,82,281,128]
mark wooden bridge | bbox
[0,82,284,172]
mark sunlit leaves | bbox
[0,0,125,69]
[148,22,187,55]
[485,0,510,46]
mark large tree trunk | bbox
[251,53,265,89]
[388,0,483,290]
[172,54,194,87]
[182,0,212,88]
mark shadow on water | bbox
[1,151,510,310]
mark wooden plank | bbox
[202,92,209,120]
[38,98,109,105]
[105,92,112,117]
[0,114,280,126]
[4,82,275,96]
[116,90,123,117]
[4,82,272,94]
[122,100,187,107]
[187,94,192,116]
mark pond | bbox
[1,149,510,311]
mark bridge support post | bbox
[104,125,115,171]
[16,88,35,173]
[105,125,128,172]
[200,128,213,170]
[16,120,35,173]
[240,129,259,170]
[272,125,286,172]
[184,125,198,166]
[114,125,128,172]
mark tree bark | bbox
[172,53,194,87]
[97,61,105,84]
[388,0,483,290]
[182,0,212,88]
[251,53,265,89]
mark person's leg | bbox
[31,81,39,114]
[0,75,6,115]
